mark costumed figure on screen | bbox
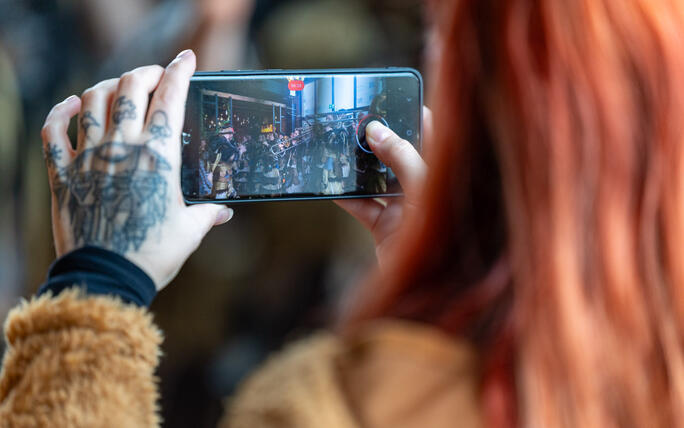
[211,161,237,199]
[209,126,238,165]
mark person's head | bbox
[346,1,684,427]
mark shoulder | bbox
[338,320,482,428]
[220,333,355,428]
[220,320,482,428]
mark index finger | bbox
[146,50,196,157]
[365,121,427,203]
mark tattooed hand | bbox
[41,50,233,290]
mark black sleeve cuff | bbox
[37,246,157,307]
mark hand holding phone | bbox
[335,107,430,272]
[40,51,232,291]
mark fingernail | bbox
[177,49,193,59]
[215,207,233,225]
[366,121,392,145]
[64,94,78,103]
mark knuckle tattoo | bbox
[148,110,172,142]
[80,111,101,138]
[112,96,137,125]
[44,142,63,169]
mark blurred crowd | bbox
[0,0,424,426]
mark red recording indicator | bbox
[288,79,305,91]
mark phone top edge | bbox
[192,67,422,80]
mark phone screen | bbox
[181,69,422,203]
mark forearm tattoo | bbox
[44,143,62,169]
[112,96,137,125]
[148,110,171,142]
[52,141,171,254]
[80,111,101,138]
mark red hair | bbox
[345,1,684,427]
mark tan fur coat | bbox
[0,290,481,428]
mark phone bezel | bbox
[183,67,423,205]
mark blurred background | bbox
[0,0,426,426]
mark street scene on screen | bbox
[182,75,406,200]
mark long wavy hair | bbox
[345,1,684,427]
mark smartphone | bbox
[181,68,422,203]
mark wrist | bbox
[38,245,157,307]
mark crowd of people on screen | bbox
[194,109,388,199]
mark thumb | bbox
[365,121,426,200]
[187,204,234,235]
